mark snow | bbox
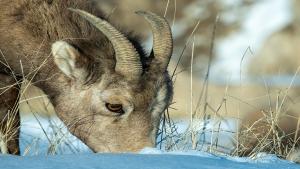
[156,118,237,153]
[20,115,90,155]
[14,114,299,169]
[20,114,237,155]
[0,149,299,169]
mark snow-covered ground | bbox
[1,149,299,169]
[20,115,237,155]
[16,113,300,169]
[20,115,90,155]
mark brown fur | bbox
[0,0,173,153]
[0,74,20,155]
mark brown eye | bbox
[105,103,124,114]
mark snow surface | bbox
[15,114,300,169]
[0,149,299,169]
[20,115,90,155]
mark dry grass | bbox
[235,109,300,159]
[233,85,300,160]
[157,0,300,162]
[158,72,300,162]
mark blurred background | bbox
[22,0,300,117]
[18,0,300,154]
[97,0,300,120]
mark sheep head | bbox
[51,9,173,152]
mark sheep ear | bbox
[52,41,88,81]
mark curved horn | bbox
[69,8,142,78]
[136,11,173,71]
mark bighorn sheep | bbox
[0,0,173,154]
